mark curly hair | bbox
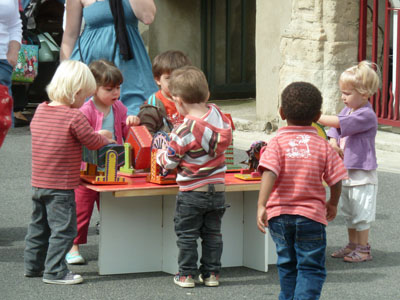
[281,82,322,125]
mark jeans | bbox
[268,215,327,300]
[174,185,226,277]
[24,188,77,280]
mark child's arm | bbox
[328,138,344,158]
[257,170,277,234]
[318,114,340,128]
[326,180,342,222]
[126,115,141,127]
[97,129,117,144]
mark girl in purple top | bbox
[318,61,380,263]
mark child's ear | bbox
[279,107,286,120]
[313,111,322,122]
[154,76,161,86]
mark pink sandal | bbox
[343,244,372,263]
[331,242,357,258]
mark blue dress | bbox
[70,0,158,115]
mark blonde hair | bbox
[169,66,209,104]
[339,60,380,98]
[46,60,96,105]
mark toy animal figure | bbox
[243,140,267,172]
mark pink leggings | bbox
[74,185,99,245]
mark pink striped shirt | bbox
[30,102,109,190]
[258,126,347,225]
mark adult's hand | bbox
[7,40,20,68]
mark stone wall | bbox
[279,0,359,119]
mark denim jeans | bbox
[268,215,327,300]
[174,185,226,277]
[24,188,77,280]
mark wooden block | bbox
[126,126,152,170]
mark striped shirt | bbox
[30,102,109,190]
[258,126,347,225]
[157,104,232,191]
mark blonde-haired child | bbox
[24,60,115,285]
[318,60,380,262]
[66,59,139,264]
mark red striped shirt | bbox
[30,102,109,190]
[258,126,347,225]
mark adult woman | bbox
[61,0,158,115]
[0,0,22,91]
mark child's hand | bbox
[257,204,268,233]
[126,115,140,127]
[98,129,116,144]
[329,139,344,159]
[326,201,337,221]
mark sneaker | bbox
[199,273,219,287]
[43,271,83,285]
[66,251,85,265]
[174,274,195,288]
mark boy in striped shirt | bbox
[24,61,114,285]
[157,66,232,288]
[256,82,347,300]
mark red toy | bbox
[125,125,153,170]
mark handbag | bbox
[11,44,39,83]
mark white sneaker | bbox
[43,271,83,285]
[199,273,219,287]
[66,251,85,264]
[174,274,195,288]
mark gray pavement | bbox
[1,106,400,299]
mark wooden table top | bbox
[83,173,260,198]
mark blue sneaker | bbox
[43,271,83,285]
[66,251,85,265]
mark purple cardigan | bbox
[80,99,129,144]
[327,102,377,170]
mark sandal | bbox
[331,242,357,258]
[343,244,372,263]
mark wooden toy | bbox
[312,122,328,139]
[224,113,243,172]
[147,131,176,185]
[82,144,125,168]
[235,140,267,181]
[81,144,127,185]
[119,143,135,176]
[125,125,152,170]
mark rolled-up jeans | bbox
[268,214,327,300]
[174,185,226,277]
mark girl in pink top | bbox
[66,60,140,264]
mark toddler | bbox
[66,59,139,264]
[318,60,380,262]
[24,60,114,285]
[257,82,347,299]
[157,66,232,288]
[138,50,191,134]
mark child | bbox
[24,60,115,285]
[138,50,191,135]
[318,61,380,263]
[66,59,140,264]
[157,66,232,288]
[257,82,347,299]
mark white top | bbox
[0,0,22,59]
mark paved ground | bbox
[1,117,400,299]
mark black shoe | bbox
[14,117,30,127]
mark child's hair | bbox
[152,50,192,79]
[88,59,123,87]
[46,60,96,105]
[281,82,322,125]
[339,60,380,97]
[169,66,209,104]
